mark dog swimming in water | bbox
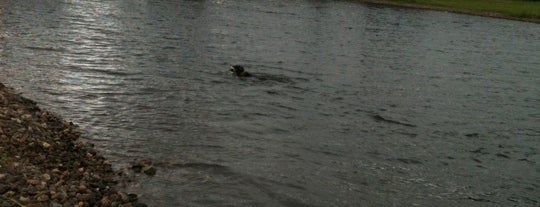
[229,65,251,77]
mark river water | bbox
[1,0,539,206]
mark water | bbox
[1,0,539,206]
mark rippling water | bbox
[1,0,539,206]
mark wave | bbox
[156,162,230,172]
[370,114,416,127]
[25,46,67,52]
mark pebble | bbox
[100,196,111,207]
[78,184,88,192]
[36,194,49,202]
[143,166,157,176]
[19,196,30,202]
[27,179,40,185]
[76,193,93,202]
[42,173,51,181]
[130,160,157,176]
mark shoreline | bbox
[353,0,540,24]
[0,82,145,207]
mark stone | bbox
[127,193,138,202]
[51,202,63,207]
[78,184,88,192]
[42,173,51,181]
[19,196,30,202]
[143,166,157,176]
[100,196,111,207]
[26,179,40,185]
[36,193,49,202]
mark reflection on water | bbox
[1,0,539,206]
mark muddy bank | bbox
[0,82,145,207]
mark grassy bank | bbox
[359,0,540,23]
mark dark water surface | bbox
[1,0,539,206]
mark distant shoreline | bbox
[353,0,540,24]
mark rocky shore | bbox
[0,82,145,207]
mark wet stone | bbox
[35,194,49,202]
[143,166,157,176]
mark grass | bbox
[366,0,540,22]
